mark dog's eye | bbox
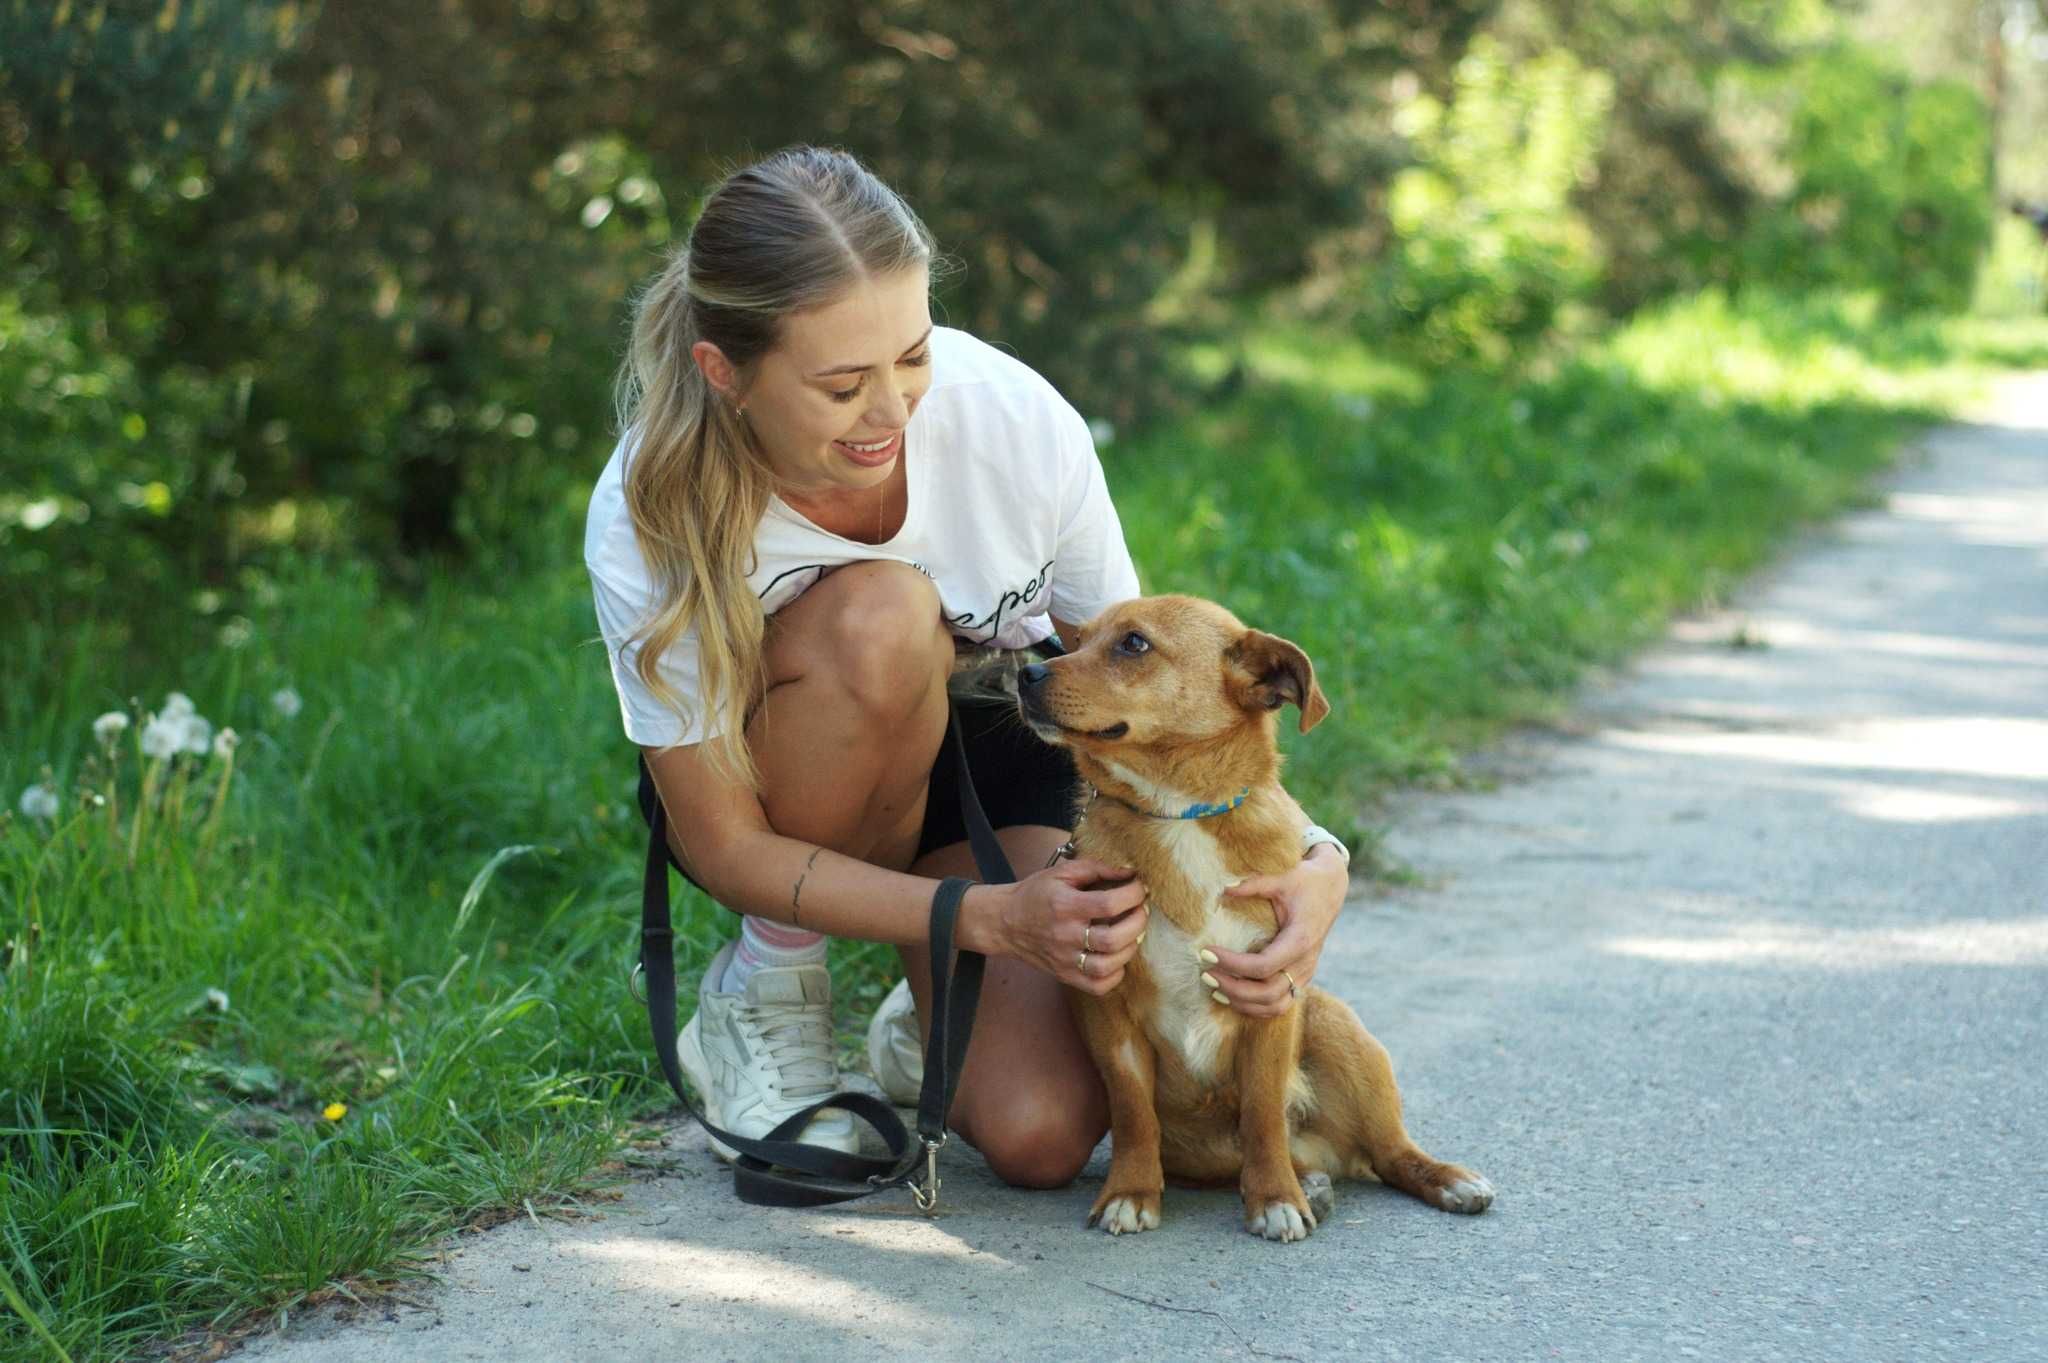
[1116,631,1151,656]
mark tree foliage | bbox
[1737,45,1992,312]
[0,0,2014,600]
[1365,37,1612,362]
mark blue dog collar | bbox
[1094,785,1251,821]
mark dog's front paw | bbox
[1089,1189,1162,1236]
[1246,1197,1316,1242]
[1434,1171,1494,1214]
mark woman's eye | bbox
[827,382,863,403]
[903,349,931,368]
[1117,631,1150,656]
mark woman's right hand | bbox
[973,858,1149,994]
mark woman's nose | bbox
[870,378,912,428]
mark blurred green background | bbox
[7,3,2048,1359]
[4,0,2046,607]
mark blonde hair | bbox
[615,146,939,790]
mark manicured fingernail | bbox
[1210,989,1230,1005]
[1200,972,1219,989]
[1199,949,1218,965]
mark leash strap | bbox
[637,702,1014,1207]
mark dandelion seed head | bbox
[179,715,214,757]
[18,784,59,820]
[93,712,131,745]
[162,692,196,719]
[1087,417,1116,447]
[140,714,183,760]
[212,727,239,759]
[205,987,230,1012]
[271,687,303,720]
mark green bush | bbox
[1364,38,1613,364]
[1738,46,1992,313]
[0,290,246,603]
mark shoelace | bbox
[738,1000,836,1101]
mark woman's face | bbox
[731,266,934,501]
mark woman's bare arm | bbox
[643,729,1145,982]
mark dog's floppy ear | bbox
[1227,630,1330,733]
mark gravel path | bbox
[239,375,2048,1363]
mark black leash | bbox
[635,701,1015,1209]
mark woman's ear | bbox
[690,340,742,405]
[1227,630,1331,733]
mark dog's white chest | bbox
[1136,819,1267,1084]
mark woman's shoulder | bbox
[924,327,1084,437]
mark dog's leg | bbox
[1070,994,1165,1235]
[1233,1011,1317,1242]
[1299,991,1494,1214]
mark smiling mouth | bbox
[836,432,899,453]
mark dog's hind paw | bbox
[1090,1193,1161,1235]
[1302,1170,1336,1224]
[1434,1173,1494,1214]
[1247,1199,1315,1243]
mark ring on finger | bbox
[1281,968,1300,1000]
[1077,949,1089,976]
[1083,924,1093,952]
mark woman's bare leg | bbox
[746,562,953,868]
[900,825,1110,1190]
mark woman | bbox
[586,146,1351,1188]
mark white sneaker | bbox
[674,940,859,1161]
[865,977,924,1107]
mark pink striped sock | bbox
[721,915,828,993]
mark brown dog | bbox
[1016,595,1493,1240]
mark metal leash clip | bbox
[627,957,648,1004]
[912,1133,947,1213]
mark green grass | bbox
[4,288,2046,1361]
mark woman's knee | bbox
[964,1085,1106,1190]
[770,563,950,715]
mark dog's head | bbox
[1017,596,1329,794]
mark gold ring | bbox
[1083,924,1094,952]
[1282,968,1300,999]
[1077,949,1089,975]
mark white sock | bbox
[721,915,828,993]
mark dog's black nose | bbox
[1018,662,1051,689]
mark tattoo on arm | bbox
[790,847,823,927]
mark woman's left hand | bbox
[1201,845,1351,1017]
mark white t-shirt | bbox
[585,326,1143,748]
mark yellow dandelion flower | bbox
[323,1102,348,1121]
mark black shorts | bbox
[638,679,1080,892]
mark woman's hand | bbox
[1202,845,1350,1017]
[970,857,1149,995]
